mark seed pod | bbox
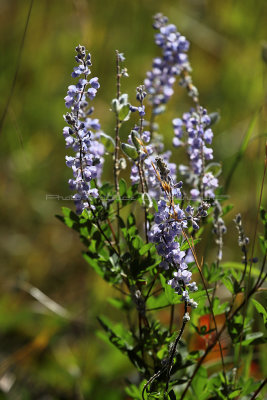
[207,112,220,127]
[131,130,142,151]
[142,193,153,209]
[121,143,138,160]
[111,98,120,113]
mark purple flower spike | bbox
[62,45,105,215]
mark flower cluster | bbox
[173,107,218,199]
[148,158,199,308]
[127,85,177,199]
[63,45,104,214]
[144,13,194,115]
[129,134,177,199]
[213,200,227,261]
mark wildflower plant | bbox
[58,14,267,400]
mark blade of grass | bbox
[224,110,259,192]
[235,141,267,386]
[221,262,260,278]
[0,0,34,135]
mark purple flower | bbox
[63,45,105,215]
[87,88,97,100]
[144,14,191,113]
[146,158,198,304]
[89,77,100,89]
[173,107,218,199]
[118,52,125,62]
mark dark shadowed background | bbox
[0,0,266,398]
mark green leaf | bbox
[168,390,176,400]
[229,390,241,399]
[191,289,212,301]
[192,365,208,394]
[139,243,153,256]
[260,207,267,223]
[241,332,265,346]
[127,213,136,228]
[221,262,260,277]
[146,291,170,309]
[108,297,132,311]
[222,276,234,294]
[119,178,127,197]
[132,235,144,251]
[180,238,201,251]
[121,143,138,160]
[222,204,234,216]
[98,315,134,350]
[125,384,143,400]
[160,274,179,305]
[205,162,222,178]
[251,299,267,324]
[100,132,115,152]
[118,104,131,121]
[83,253,104,278]
[131,129,141,150]
[259,235,267,254]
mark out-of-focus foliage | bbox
[0,0,266,398]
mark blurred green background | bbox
[0,0,266,398]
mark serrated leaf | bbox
[97,315,134,351]
[222,276,234,294]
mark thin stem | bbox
[137,158,148,242]
[142,303,189,400]
[137,93,149,242]
[169,305,174,335]
[149,109,155,139]
[182,229,228,389]
[239,245,248,288]
[164,299,188,397]
[89,205,120,257]
[114,50,121,243]
[250,378,267,400]
[145,271,160,301]
[180,277,264,400]
[0,0,34,135]
[255,252,267,288]
[236,142,266,379]
[146,304,172,312]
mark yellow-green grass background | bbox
[0,0,266,398]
